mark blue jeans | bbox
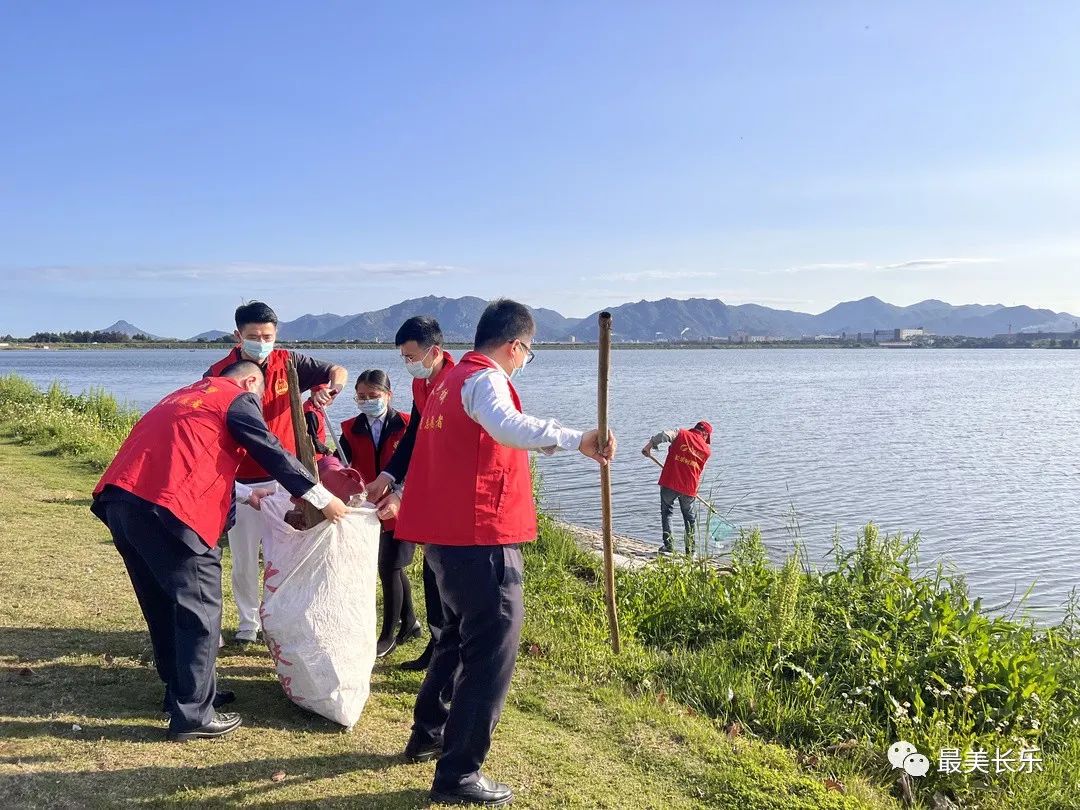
[660,486,697,551]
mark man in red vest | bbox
[364,315,455,671]
[205,301,347,644]
[91,361,349,741]
[394,299,616,806]
[642,421,713,554]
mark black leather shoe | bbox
[161,690,236,713]
[376,635,398,659]
[430,774,513,806]
[404,732,442,763]
[166,712,242,742]
[400,638,434,671]
[396,620,423,645]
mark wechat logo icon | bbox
[888,740,931,777]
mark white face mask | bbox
[241,338,275,363]
[358,397,387,419]
[405,346,435,379]
[509,341,529,379]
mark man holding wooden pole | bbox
[392,299,616,806]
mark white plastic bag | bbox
[258,492,380,728]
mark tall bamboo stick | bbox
[597,311,621,653]
[286,357,323,528]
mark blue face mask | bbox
[242,338,274,363]
[359,397,387,419]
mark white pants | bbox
[229,481,278,638]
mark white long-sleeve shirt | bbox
[461,367,583,454]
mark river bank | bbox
[1,374,1078,808]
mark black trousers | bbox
[377,530,417,640]
[412,544,524,789]
[102,499,223,732]
[422,552,446,640]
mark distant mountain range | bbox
[93,296,1079,343]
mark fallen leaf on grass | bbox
[19,667,36,678]
[271,771,286,782]
[725,722,741,739]
[526,643,543,658]
[824,739,858,754]
[824,778,845,793]
[657,691,667,705]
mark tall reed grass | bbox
[524,516,1080,806]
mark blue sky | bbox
[2,2,1078,337]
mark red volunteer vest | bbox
[658,428,712,497]
[94,377,248,548]
[208,347,294,480]
[412,351,455,414]
[340,410,410,530]
[395,351,536,546]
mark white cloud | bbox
[875,257,999,271]
[10,261,465,284]
[593,269,723,282]
[749,256,999,275]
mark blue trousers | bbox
[660,485,697,550]
[411,544,524,789]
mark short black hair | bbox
[219,360,264,379]
[474,299,534,351]
[235,301,278,329]
[395,316,443,348]
[355,369,392,393]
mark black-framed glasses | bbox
[520,342,536,365]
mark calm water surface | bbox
[3,347,1078,620]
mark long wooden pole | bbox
[597,311,621,653]
[286,357,323,528]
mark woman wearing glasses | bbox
[339,369,422,658]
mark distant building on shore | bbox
[873,327,926,343]
[993,329,1080,345]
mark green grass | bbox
[0,377,898,808]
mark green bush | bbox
[523,519,1080,806]
[0,374,139,470]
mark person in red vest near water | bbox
[641,420,713,554]
[393,299,616,807]
[90,361,349,742]
[363,316,455,672]
[205,301,347,644]
[338,369,421,659]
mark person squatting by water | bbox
[384,298,617,807]
[90,361,349,741]
[337,368,423,659]
[642,420,713,554]
[364,316,457,672]
[204,301,348,645]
